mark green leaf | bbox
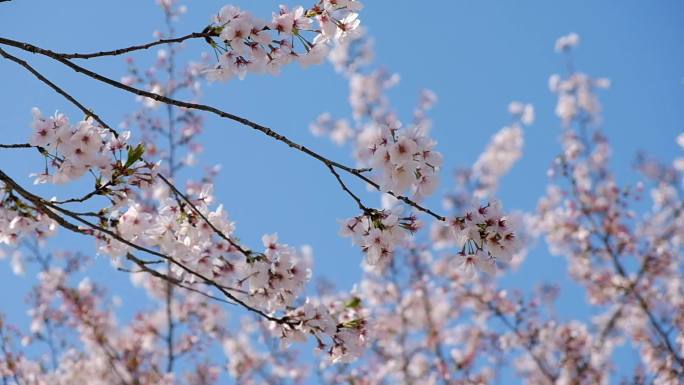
[341,318,364,329]
[344,296,362,309]
[124,143,145,168]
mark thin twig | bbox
[327,164,371,213]
[122,254,236,306]
[0,143,33,148]
[57,32,213,60]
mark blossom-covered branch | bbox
[0,35,445,221]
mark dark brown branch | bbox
[0,143,33,148]
[56,32,213,60]
[122,254,236,306]
[53,181,113,204]
[327,164,371,213]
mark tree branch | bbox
[327,164,371,214]
[0,36,445,221]
[56,32,214,60]
[0,169,297,328]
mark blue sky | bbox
[1,0,683,382]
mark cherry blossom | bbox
[0,2,682,384]
[339,207,418,268]
[28,108,157,188]
[203,1,363,82]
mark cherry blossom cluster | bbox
[358,119,442,197]
[238,233,311,312]
[324,296,368,363]
[348,69,400,121]
[310,28,442,199]
[3,1,684,382]
[204,0,363,82]
[549,61,610,127]
[554,32,580,52]
[339,208,418,268]
[327,25,374,74]
[550,72,610,126]
[470,101,532,199]
[445,201,522,277]
[550,33,611,127]
[309,112,354,146]
[0,186,57,248]
[28,108,156,188]
[97,185,313,314]
[276,295,368,363]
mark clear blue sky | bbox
[1,1,683,382]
